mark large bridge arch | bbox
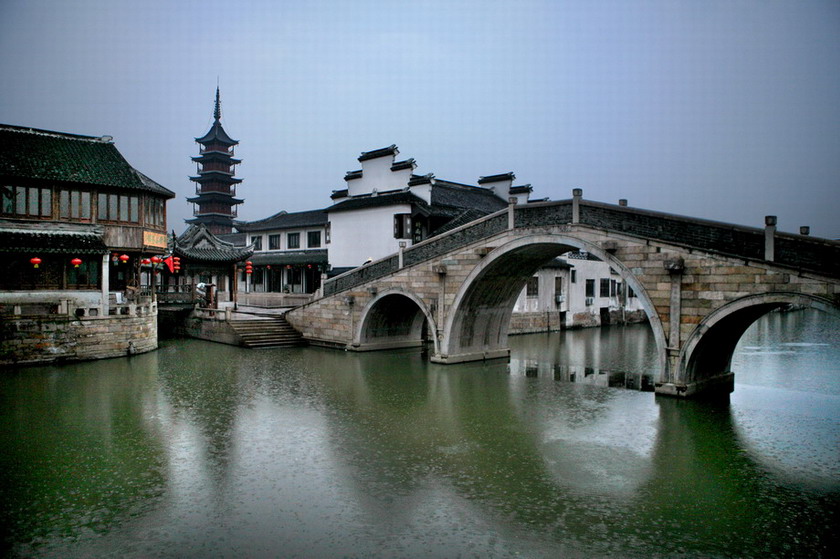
[678,292,840,392]
[355,288,438,353]
[433,234,669,377]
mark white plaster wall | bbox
[408,182,432,204]
[349,156,414,197]
[511,257,641,321]
[329,204,413,268]
[512,268,569,313]
[485,180,512,201]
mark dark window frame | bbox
[526,276,539,297]
[307,230,321,248]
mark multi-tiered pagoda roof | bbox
[186,87,243,235]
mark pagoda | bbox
[186,87,243,234]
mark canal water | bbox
[1,309,837,558]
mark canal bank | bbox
[0,295,158,366]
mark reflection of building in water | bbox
[510,251,647,333]
[510,360,655,391]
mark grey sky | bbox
[1,0,838,238]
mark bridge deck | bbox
[324,198,839,297]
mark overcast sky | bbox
[1,0,838,238]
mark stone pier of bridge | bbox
[287,197,840,398]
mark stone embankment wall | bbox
[509,309,647,334]
[167,309,240,346]
[1,304,158,366]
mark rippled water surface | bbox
[1,309,838,558]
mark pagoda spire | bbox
[214,86,221,122]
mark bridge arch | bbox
[355,288,438,353]
[678,292,840,390]
[435,233,669,377]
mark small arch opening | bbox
[358,292,432,352]
[682,294,840,388]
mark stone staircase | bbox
[228,315,305,348]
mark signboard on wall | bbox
[143,230,168,249]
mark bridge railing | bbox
[152,283,196,304]
[322,197,840,298]
[324,211,509,296]
[568,200,839,277]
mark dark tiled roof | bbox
[191,153,241,164]
[358,144,397,162]
[0,219,107,254]
[344,170,362,181]
[0,124,175,198]
[428,208,488,236]
[237,209,328,232]
[328,191,426,213]
[510,184,533,194]
[327,266,355,278]
[431,183,507,214]
[216,232,247,246]
[189,172,242,183]
[390,158,415,171]
[331,189,349,199]
[174,224,253,262]
[249,249,328,266]
[195,120,238,146]
[186,192,244,204]
[408,173,434,186]
[478,172,515,184]
[541,258,572,269]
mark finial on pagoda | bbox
[214,86,221,122]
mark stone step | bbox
[228,316,304,348]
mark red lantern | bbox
[30,257,42,268]
[151,256,162,264]
[245,260,253,275]
[174,256,181,272]
[71,257,82,268]
[119,254,129,263]
[141,258,151,265]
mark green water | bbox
[1,310,838,558]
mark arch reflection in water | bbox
[508,323,659,391]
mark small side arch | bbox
[354,287,438,354]
[678,292,840,386]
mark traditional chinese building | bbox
[0,123,175,364]
[187,87,243,235]
[171,224,254,306]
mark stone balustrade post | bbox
[663,256,685,384]
[101,253,110,316]
[764,215,776,261]
[572,188,582,224]
[398,241,407,268]
[508,197,517,230]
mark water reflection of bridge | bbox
[289,191,840,398]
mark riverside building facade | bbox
[0,124,175,365]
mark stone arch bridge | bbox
[287,192,840,398]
